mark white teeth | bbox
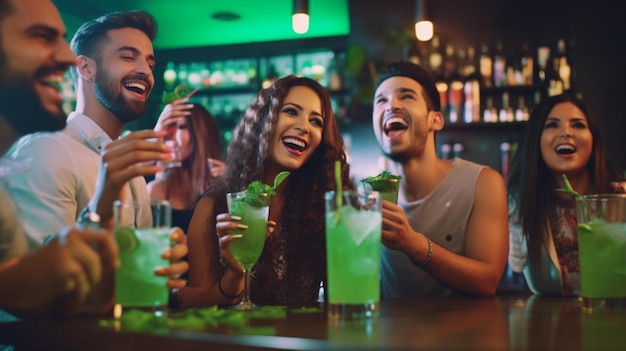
[124,82,146,91]
[283,137,306,149]
[556,144,575,152]
[384,117,408,129]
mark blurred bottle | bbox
[493,40,506,87]
[463,78,480,123]
[536,46,551,86]
[500,142,511,180]
[453,142,464,158]
[520,43,534,86]
[440,143,452,160]
[429,35,444,80]
[443,43,459,81]
[483,96,498,123]
[515,96,530,121]
[436,81,449,122]
[499,92,514,122]
[479,43,493,88]
[163,62,177,87]
[448,80,464,124]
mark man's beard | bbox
[0,54,67,135]
[93,69,146,125]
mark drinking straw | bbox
[334,160,342,223]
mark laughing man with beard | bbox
[6,10,180,243]
[372,61,509,298]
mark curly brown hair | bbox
[209,75,353,303]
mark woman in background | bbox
[149,101,224,232]
[507,94,625,296]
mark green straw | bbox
[334,160,342,224]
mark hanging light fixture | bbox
[292,0,309,34]
[415,0,434,41]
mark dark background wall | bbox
[346,0,625,175]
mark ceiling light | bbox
[415,0,434,41]
[292,0,309,34]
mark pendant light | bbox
[415,0,434,41]
[292,0,309,34]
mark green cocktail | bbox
[575,194,626,311]
[227,188,271,310]
[577,220,626,297]
[115,227,170,307]
[361,171,401,204]
[325,191,382,321]
[113,200,172,315]
[227,191,270,270]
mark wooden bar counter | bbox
[1,294,624,350]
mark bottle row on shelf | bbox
[161,49,345,93]
[409,35,573,93]
[439,140,518,179]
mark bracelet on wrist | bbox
[218,277,243,299]
[412,238,432,268]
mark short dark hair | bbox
[69,10,157,80]
[374,61,441,112]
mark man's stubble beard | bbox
[93,69,147,125]
[0,49,67,134]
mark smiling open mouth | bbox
[556,144,576,155]
[384,117,408,135]
[283,136,307,152]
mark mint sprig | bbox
[162,83,193,104]
[362,170,402,192]
[243,171,290,207]
[556,173,581,198]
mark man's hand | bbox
[0,226,118,319]
[91,130,172,227]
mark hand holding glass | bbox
[226,191,270,310]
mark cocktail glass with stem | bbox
[226,190,271,310]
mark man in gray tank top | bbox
[371,61,509,298]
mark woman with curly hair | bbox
[508,93,625,296]
[176,75,353,307]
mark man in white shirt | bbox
[7,10,176,241]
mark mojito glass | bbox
[575,194,626,312]
[325,190,382,322]
[361,171,401,204]
[114,200,171,315]
[226,190,270,310]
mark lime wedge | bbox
[115,227,139,253]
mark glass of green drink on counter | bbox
[361,171,401,204]
[113,200,172,317]
[575,194,626,312]
[325,190,382,322]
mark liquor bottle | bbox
[429,35,444,80]
[520,43,534,86]
[448,80,464,124]
[483,96,498,123]
[499,92,514,122]
[440,143,452,160]
[555,39,572,91]
[453,142,464,158]
[443,43,459,81]
[515,96,530,121]
[479,43,493,88]
[493,40,506,87]
[436,81,449,122]
[463,78,480,123]
[500,142,511,180]
[462,45,478,78]
[536,46,551,86]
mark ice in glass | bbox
[575,194,626,311]
[325,190,382,321]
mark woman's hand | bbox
[155,227,189,290]
[214,212,246,273]
[207,158,225,178]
